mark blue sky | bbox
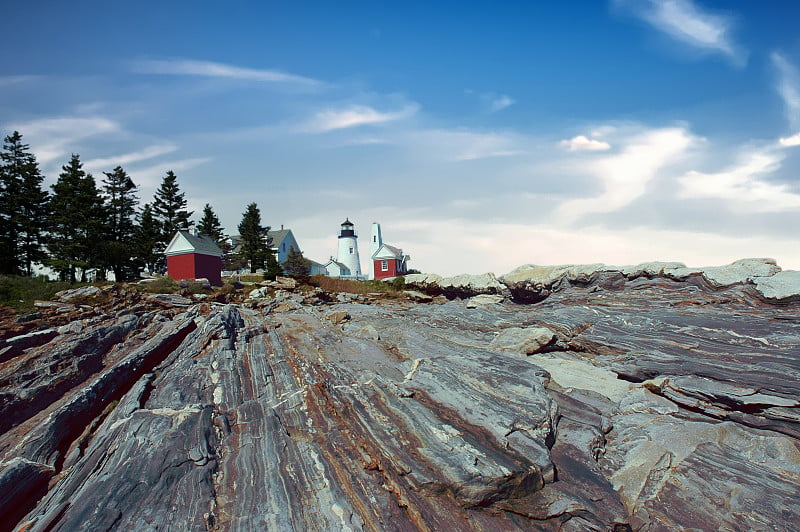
[2,0,800,275]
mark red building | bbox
[372,243,410,280]
[164,231,224,286]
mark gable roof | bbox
[324,258,351,274]
[372,243,405,260]
[267,229,293,249]
[164,231,223,257]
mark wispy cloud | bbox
[83,144,179,173]
[771,52,800,130]
[6,116,120,166]
[465,90,516,112]
[678,147,800,211]
[616,0,744,64]
[558,126,695,222]
[779,133,800,147]
[0,75,41,87]
[298,104,418,133]
[129,157,213,190]
[489,95,515,112]
[133,59,323,87]
[560,135,611,151]
[412,129,522,161]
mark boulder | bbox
[403,290,433,303]
[466,294,505,308]
[326,310,350,324]
[665,258,781,287]
[753,270,800,302]
[491,327,557,355]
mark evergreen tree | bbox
[152,170,193,248]
[197,203,225,244]
[264,248,282,281]
[101,166,139,281]
[283,246,310,278]
[0,132,49,275]
[47,154,105,282]
[237,203,272,273]
[132,203,162,274]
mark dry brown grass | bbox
[310,275,403,295]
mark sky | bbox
[2,0,800,276]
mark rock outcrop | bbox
[1,262,799,531]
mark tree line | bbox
[0,131,309,282]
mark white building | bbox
[328,218,363,279]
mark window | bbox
[381,260,388,271]
[373,236,376,242]
[349,247,353,254]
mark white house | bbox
[324,258,351,278]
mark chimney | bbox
[281,224,284,230]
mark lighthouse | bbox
[336,218,362,278]
[368,222,383,280]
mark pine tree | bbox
[101,166,139,281]
[264,248,282,281]
[48,154,105,283]
[237,203,272,273]
[0,131,49,275]
[132,203,162,274]
[197,203,225,244]
[283,246,310,278]
[152,170,193,249]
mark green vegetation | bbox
[0,275,80,312]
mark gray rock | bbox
[753,270,800,302]
[55,286,101,302]
[491,326,557,355]
[466,294,504,308]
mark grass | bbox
[309,275,406,296]
[0,275,87,313]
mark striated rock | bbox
[55,285,101,302]
[621,261,685,279]
[145,293,192,308]
[753,270,800,302]
[1,269,799,531]
[491,326,557,355]
[403,289,433,303]
[405,272,507,298]
[466,294,504,308]
[664,258,780,287]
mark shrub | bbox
[0,275,79,313]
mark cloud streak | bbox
[678,147,800,212]
[83,144,179,173]
[558,126,695,222]
[298,104,419,133]
[772,52,800,130]
[6,116,120,167]
[617,0,744,63]
[134,59,324,87]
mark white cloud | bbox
[617,0,743,63]
[489,95,515,112]
[7,116,120,166]
[133,59,323,87]
[558,127,695,221]
[772,52,800,130]
[678,148,800,211]
[83,144,179,173]
[560,135,611,151]
[0,75,41,87]
[779,133,800,147]
[299,104,418,133]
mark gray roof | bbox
[267,229,292,249]
[165,230,223,257]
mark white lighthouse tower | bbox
[336,218,362,278]
[368,222,383,280]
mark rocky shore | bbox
[1,258,799,531]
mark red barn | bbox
[372,244,410,280]
[164,231,224,286]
